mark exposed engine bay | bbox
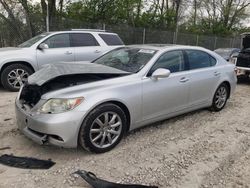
[19,73,126,107]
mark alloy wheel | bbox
[89,112,122,149]
[7,69,29,89]
[215,86,227,109]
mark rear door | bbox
[184,49,220,107]
[142,50,190,121]
[70,33,103,61]
[36,33,74,68]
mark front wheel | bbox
[210,83,229,112]
[78,103,127,153]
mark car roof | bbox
[49,30,118,35]
[127,44,207,51]
[128,44,182,50]
[215,48,240,51]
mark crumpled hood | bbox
[28,61,129,86]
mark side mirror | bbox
[151,68,171,79]
[38,43,49,50]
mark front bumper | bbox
[15,100,86,148]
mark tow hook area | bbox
[23,127,49,145]
[41,135,48,144]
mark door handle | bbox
[214,71,221,76]
[94,50,101,53]
[180,77,189,83]
[65,51,73,55]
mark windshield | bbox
[93,47,157,73]
[18,33,51,48]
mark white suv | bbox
[0,29,124,91]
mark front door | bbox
[142,50,190,121]
[36,33,74,68]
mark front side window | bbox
[71,33,99,47]
[43,34,70,48]
[186,50,216,70]
[94,47,157,73]
[149,50,185,75]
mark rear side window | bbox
[71,33,99,47]
[99,34,124,46]
[186,50,217,70]
[44,34,70,48]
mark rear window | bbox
[186,50,217,70]
[99,34,124,46]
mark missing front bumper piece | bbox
[74,170,158,188]
[0,154,55,169]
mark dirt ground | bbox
[0,79,250,188]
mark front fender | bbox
[75,85,142,131]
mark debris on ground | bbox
[0,83,250,187]
[0,154,55,169]
[74,170,158,188]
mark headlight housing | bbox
[39,97,84,114]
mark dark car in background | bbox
[236,33,250,78]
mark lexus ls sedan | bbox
[15,45,237,153]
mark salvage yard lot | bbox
[0,79,250,188]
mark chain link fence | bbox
[0,20,242,50]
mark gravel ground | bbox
[0,79,250,188]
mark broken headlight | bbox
[39,98,84,114]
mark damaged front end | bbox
[19,62,130,109]
[15,62,129,148]
[19,73,125,108]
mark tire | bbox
[210,83,229,112]
[78,103,127,153]
[1,64,33,92]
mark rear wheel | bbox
[78,103,127,153]
[211,83,229,112]
[1,64,33,92]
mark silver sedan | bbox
[15,45,237,153]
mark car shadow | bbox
[0,85,7,92]
[0,85,19,93]
[126,108,208,136]
[237,76,250,85]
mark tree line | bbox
[0,0,249,45]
